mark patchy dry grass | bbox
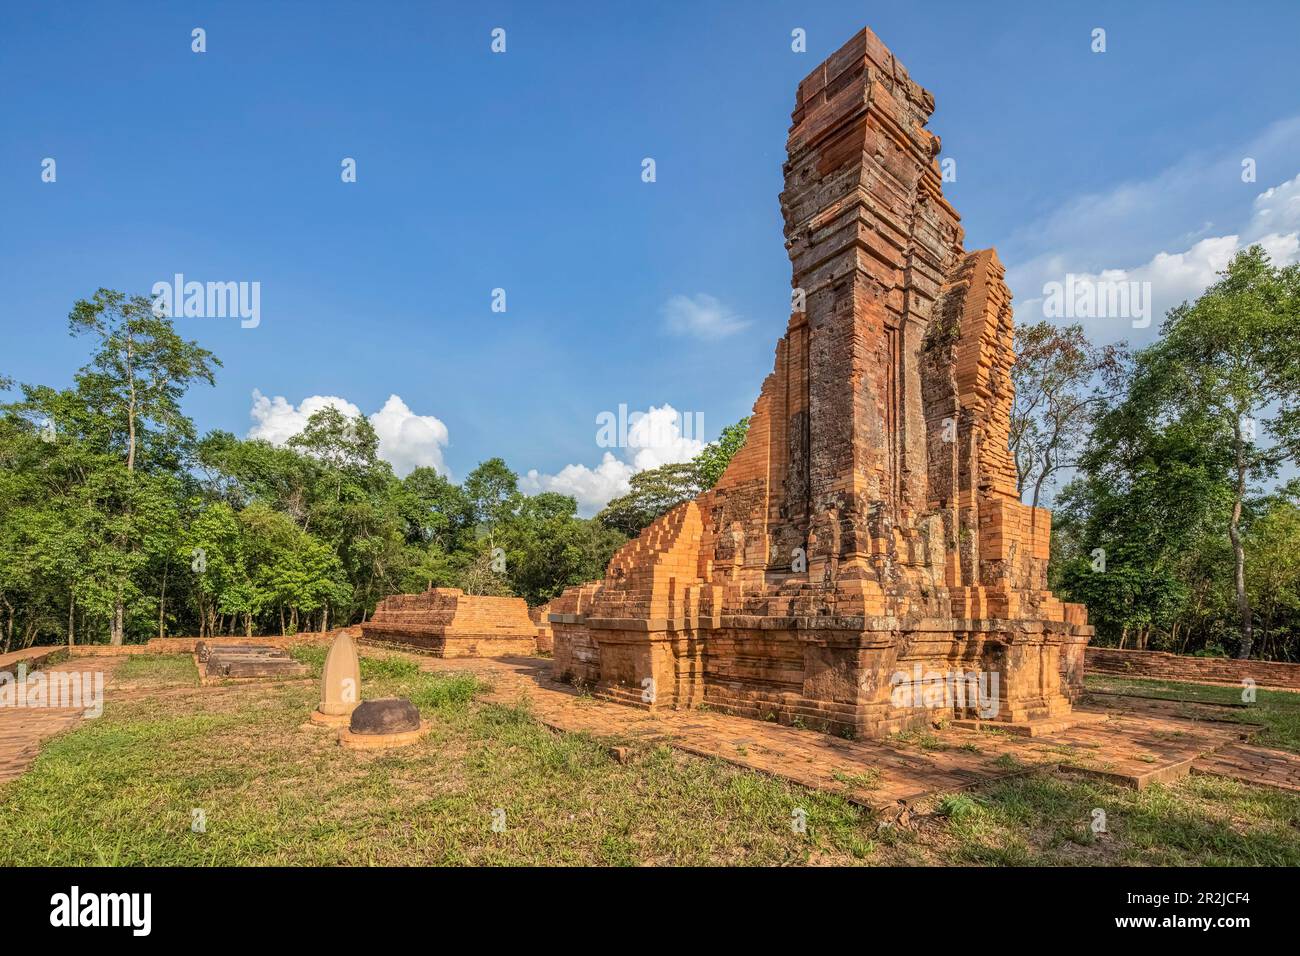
[0,654,1297,865]
[905,772,1300,866]
[112,654,200,690]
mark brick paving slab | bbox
[1079,691,1264,737]
[387,652,1264,806]
[1192,743,1300,793]
[0,646,65,672]
[0,658,121,784]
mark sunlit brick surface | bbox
[549,28,1093,739]
[361,588,537,657]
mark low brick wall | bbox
[0,646,67,672]
[66,645,150,657]
[34,629,351,661]
[133,634,336,654]
[1086,646,1300,691]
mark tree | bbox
[1009,321,1128,510]
[246,507,351,634]
[66,289,219,643]
[1245,490,1300,661]
[597,462,703,536]
[398,467,474,551]
[69,289,219,474]
[183,500,250,637]
[1125,247,1300,657]
[1053,411,1231,651]
[463,458,522,538]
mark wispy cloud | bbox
[661,293,749,340]
[1002,117,1300,343]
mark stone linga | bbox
[549,26,1094,739]
[318,630,361,717]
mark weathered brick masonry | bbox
[361,588,537,657]
[529,602,555,654]
[550,27,1093,738]
[1086,647,1300,692]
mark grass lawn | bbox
[113,653,200,690]
[1084,674,1300,753]
[0,653,1297,865]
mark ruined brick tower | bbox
[549,27,1092,738]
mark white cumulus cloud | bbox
[1010,169,1300,343]
[368,395,451,476]
[521,453,637,513]
[247,390,450,477]
[521,403,706,515]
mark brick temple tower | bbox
[548,27,1093,738]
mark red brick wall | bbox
[58,630,348,658]
[1086,647,1300,691]
[0,646,67,671]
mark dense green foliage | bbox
[5,247,1299,661]
[1052,247,1300,659]
[0,291,742,648]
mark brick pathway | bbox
[0,658,121,784]
[387,652,1264,807]
[1083,690,1257,723]
[1192,743,1300,793]
[0,646,65,673]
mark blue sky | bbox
[3,0,1299,512]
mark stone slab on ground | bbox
[198,644,308,684]
[950,711,1109,737]
[338,720,431,751]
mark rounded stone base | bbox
[308,708,353,728]
[337,720,431,750]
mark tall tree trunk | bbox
[158,563,168,638]
[67,592,76,647]
[2,598,13,654]
[1230,422,1254,658]
[111,597,125,646]
[114,328,135,649]
[126,328,137,474]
